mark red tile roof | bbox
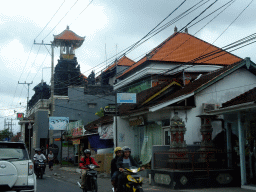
[119,60,245,115]
[117,32,242,79]
[222,87,256,108]
[54,26,85,41]
[104,56,135,72]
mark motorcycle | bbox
[34,159,46,179]
[121,163,144,192]
[78,164,99,192]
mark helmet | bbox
[35,148,41,152]
[84,149,91,154]
[122,146,131,152]
[114,147,122,154]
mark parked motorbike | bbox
[121,163,144,192]
[78,164,99,192]
[35,159,46,179]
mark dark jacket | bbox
[111,156,119,177]
[116,155,139,169]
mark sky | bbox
[1,0,256,134]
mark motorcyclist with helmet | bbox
[33,148,46,173]
[111,147,122,192]
[79,149,99,189]
[116,146,144,192]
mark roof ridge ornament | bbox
[174,26,178,33]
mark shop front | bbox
[208,98,256,190]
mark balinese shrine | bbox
[53,26,86,96]
[151,113,240,189]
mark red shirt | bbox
[79,156,99,169]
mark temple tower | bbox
[53,26,86,96]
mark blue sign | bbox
[117,93,136,103]
[49,117,69,130]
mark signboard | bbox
[49,117,69,130]
[117,93,136,103]
[129,116,144,126]
[67,120,84,137]
[54,138,61,141]
[72,139,80,145]
[99,124,113,139]
[17,113,24,120]
[104,105,116,116]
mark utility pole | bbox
[34,41,54,145]
[6,118,15,141]
[18,81,33,116]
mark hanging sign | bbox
[17,113,24,120]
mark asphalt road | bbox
[36,165,253,192]
[36,173,171,192]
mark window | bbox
[88,103,97,108]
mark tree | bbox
[0,129,13,141]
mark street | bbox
[36,165,254,192]
[36,165,173,192]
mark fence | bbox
[153,150,232,174]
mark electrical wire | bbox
[34,0,66,40]
[9,43,34,109]
[69,0,94,27]
[43,0,79,41]
[53,0,211,88]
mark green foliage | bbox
[95,107,104,117]
[0,129,13,141]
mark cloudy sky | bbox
[1,0,256,134]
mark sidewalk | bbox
[44,165,255,192]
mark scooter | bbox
[78,164,98,192]
[121,164,144,192]
[34,159,45,179]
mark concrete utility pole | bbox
[18,81,33,116]
[6,118,15,141]
[34,41,54,145]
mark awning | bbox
[88,134,113,150]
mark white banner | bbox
[99,124,113,139]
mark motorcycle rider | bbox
[33,148,46,173]
[111,147,122,191]
[116,146,144,192]
[79,149,99,189]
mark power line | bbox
[69,0,94,27]
[9,43,34,109]
[53,0,210,88]
[34,0,66,40]
[43,0,79,40]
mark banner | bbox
[99,124,113,139]
[49,117,69,130]
[67,120,84,137]
[72,139,80,145]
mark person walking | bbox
[48,151,54,171]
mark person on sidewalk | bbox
[116,146,144,192]
[111,147,122,192]
[48,151,54,171]
[79,149,99,189]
